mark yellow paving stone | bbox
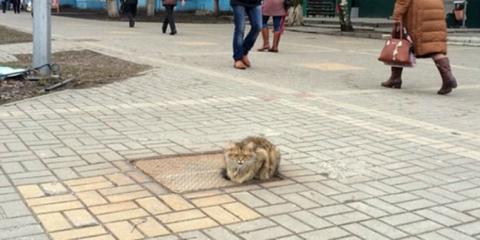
[37,212,72,232]
[223,202,261,221]
[50,226,107,240]
[127,171,150,183]
[64,209,98,227]
[69,181,114,193]
[17,185,45,199]
[156,209,205,224]
[167,217,218,233]
[26,194,76,206]
[184,190,223,199]
[97,208,149,223]
[191,194,235,207]
[78,235,116,240]
[202,206,241,224]
[105,173,135,186]
[132,217,170,237]
[136,197,171,215]
[32,201,83,214]
[98,185,144,196]
[64,176,107,186]
[76,191,108,206]
[106,221,144,240]
[105,190,151,203]
[159,194,194,211]
[89,201,138,215]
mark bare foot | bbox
[242,55,251,67]
[234,60,247,70]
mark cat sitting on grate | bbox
[222,136,281,184]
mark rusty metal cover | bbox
[134,152,237,193]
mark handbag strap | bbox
[391,22,404,40]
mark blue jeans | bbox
[262,16,282,32]
[232,5,262,61]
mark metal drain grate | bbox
[134,152,237,193]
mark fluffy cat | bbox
[223,136,281,184]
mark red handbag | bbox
[378,23,415,68]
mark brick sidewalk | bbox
[1,14,480,240]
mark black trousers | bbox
[163,5,176,32]
[12,0,19,13]
[125,3,137,21]
[1,1,6,13]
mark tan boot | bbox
[257,28,270,51]
[381,67,403,89]
[268,31,281,53]
[435,57,458,95]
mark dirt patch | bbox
[0,25,32,45]
[1,50,150,104]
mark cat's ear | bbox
[244,141,255,150]
[226,141,236,150]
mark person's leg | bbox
[2,1,6,13]
[243,5,262,57]
[162,6,169,33]
[258,16,270,51]
[432,53,457,95]
[168,5,176,34]
[381,67,403,89]
[269,16,283,52]
[232,5,247,69]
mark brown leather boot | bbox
[434,57,458,95]
[257,28,270,51]
[269,32,281,53]
[381,67,403,89]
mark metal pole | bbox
[33,0,52,75]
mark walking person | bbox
[257,0,286,52]
[12,0,20,13]
[1,0,7,13]
[382,0,458,95]
[231,0,262,69]
[123,0,138,28]
[162,0,183,35]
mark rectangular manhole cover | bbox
[134,152,238,193]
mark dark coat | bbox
[163,0,177,6]
[393,0,447,57]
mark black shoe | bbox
[129,19,135,28]
[170,30,177,35]
[162,25,167,34]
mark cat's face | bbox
[226,142,256,166]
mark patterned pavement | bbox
[1,13,480,240]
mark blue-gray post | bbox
[33,0,52,75]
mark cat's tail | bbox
[221,168,230,180]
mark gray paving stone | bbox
[437,228,477,240]
[343,223,390,240]
[380,212,424,226]
[290,210,332,229]
[0,201,31,218]
[301,227,350,240]
[360,219,408,239]
[399,220,443,235]
[256,203,301,216]
[203,227,241,240]
[241,226,292,240]
[271,214,313,233]
[227,219,276,234]
[455,221,480,236]
[325,211,371,225]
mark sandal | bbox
[257,46,270,52]
[268,48,278,53]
